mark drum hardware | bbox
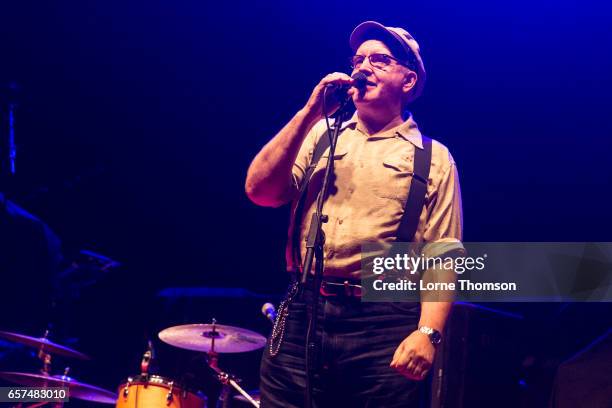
[232,389,261,407]
[121,343,155,400]
[0,329,91,361]
[122,377,132,397]
[166,380,174,403]
[0,329,116,405]
[206,319,219,370]
[37,331,55,376]
[11,402,63,408]
[13,402,61,408]
[139,340,155,376]
[203,321,256,408]
[116,342,207,407]
[209,366,259,408]
[0,328,89,383]
[115,375,206,408]
[158,319,263,408]
[39,348,52,376]
[0,371,117,404]
[140,350,152,375]
[158,321,266,353]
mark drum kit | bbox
[0,319,267,407]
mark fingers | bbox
[391,332,435,381]
[390,342,403,367]
[390,346,432,380]
[390,344,412,369]
[412,359,432,380]
[398,356,431,380]
[319,72,354,88]
[304,72,353,117]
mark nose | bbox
[359,67,373,76]
[356,57,375,76]
[353,63,373,77]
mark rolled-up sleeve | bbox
[291,120,326,190]
[422,155,464,258]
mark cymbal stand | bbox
[37,330,52,375]
[214,369,259,408]
[206,319,219,370]
[15,330,63,407]
[204,319,260,408]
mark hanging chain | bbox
[268,281,300,357]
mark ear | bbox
[402,71,417,94]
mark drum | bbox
[116,375,206,408]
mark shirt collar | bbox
[340,111,424,150]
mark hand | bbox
[390,330,435,380]
[303,72,354,120]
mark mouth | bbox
[352,81,377,100]
[356,82,376,96]
[355,81,376,92]
[358,80,377,90]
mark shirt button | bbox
[338,219,343,225]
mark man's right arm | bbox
[245,72,354,208]
[244,108,320,207]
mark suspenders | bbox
[397,135,432,241]
[290,130,334,268]
[291,128,433,268]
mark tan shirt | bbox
[287,112,463,279]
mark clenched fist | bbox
[303,72,355,119]
[390,330,435,380]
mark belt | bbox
[319,278,363,298]
[294,272,365,298]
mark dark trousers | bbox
[260,285,424,408]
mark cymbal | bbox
[0,371,117,404]
[159,324,266,353]
[0,331,91,360]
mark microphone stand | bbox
[299,92,352,408]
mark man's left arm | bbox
[391,157,463,380]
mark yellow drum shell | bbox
[116,375,206,408]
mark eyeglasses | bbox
[350,53,409,70]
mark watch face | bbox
[430,331,442,345]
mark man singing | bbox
[246,21,463,407]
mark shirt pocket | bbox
[321,146,348,160]
[313,147,348,173]
[309,147,348,190]
[371,154,414,205]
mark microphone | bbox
[261,303,277,323]
[352,72,368,91]
[327,72,368,99]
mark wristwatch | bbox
[419,326,442,345]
